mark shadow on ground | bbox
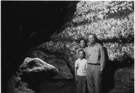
[39,79,76,93]
[39,64,134,93]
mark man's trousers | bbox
[86,64,102,93]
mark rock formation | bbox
[8,57,58,93]
[7,1,134,93]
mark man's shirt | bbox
[85,43,105,70]
[75,58,87,76]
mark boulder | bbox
[19,57,58,73]
[8,57,59,93]
[29,49,75,79]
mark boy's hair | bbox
[78,49,85,57]
[79,38,86,42]
[78,49,84,53]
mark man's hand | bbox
[100,68,104,76]
[75,78,77,83]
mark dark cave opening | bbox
[2,1,78,78]
[2,1,78,93]
[2,1,134,93]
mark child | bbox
[75,49,87,93]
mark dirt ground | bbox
[39,66,134,93]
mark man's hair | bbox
[87,33,104,46]
[87,33,98,42]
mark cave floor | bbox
[39,66,134,93]
[39,79,133,93]
[39,80,76,93]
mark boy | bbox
[75,49,87,93]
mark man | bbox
[85,34,105,93]
[75,50,87,93]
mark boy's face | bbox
[78,51,84,59]
[79,40,85,48]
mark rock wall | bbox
[52,1,134,62]
[30,1,134,93]
[31,1,134,74]
[8,1,134,93]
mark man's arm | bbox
[85,48,88,59]
[74,60,78,82]
[99,45,105,72]
[75,66,77,82]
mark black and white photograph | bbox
[2,1,134,93]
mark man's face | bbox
[78,51,84,59]
[88,35,95,44]
[79,40,85,48]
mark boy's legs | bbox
[77,76,82,93]
[82,76,86,93]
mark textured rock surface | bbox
[35,1,134,93]
[51,1,134,63]
[29,49,74,79]
[7,73,35,93]
[7,1,134,93]
[7,57,59,93]
[112,66,134,93]
[19,57,58,73]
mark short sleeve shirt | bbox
[75,58,87,76]
[85,43,102,64]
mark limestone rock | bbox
[19,57,58,73]
[29,49,75,79]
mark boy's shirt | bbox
[75,58,87,76]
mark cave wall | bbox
[29,1,134,93]
[32,1,134,72]
[2,1,78,93]
[5,1,134,93]
[2,1,78,78]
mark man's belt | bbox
[87,63,100,65]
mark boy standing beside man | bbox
[75,34,105,93]
[75,49,87,93]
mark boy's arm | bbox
[85,60,87,69]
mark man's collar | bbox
[89,42,96,47]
